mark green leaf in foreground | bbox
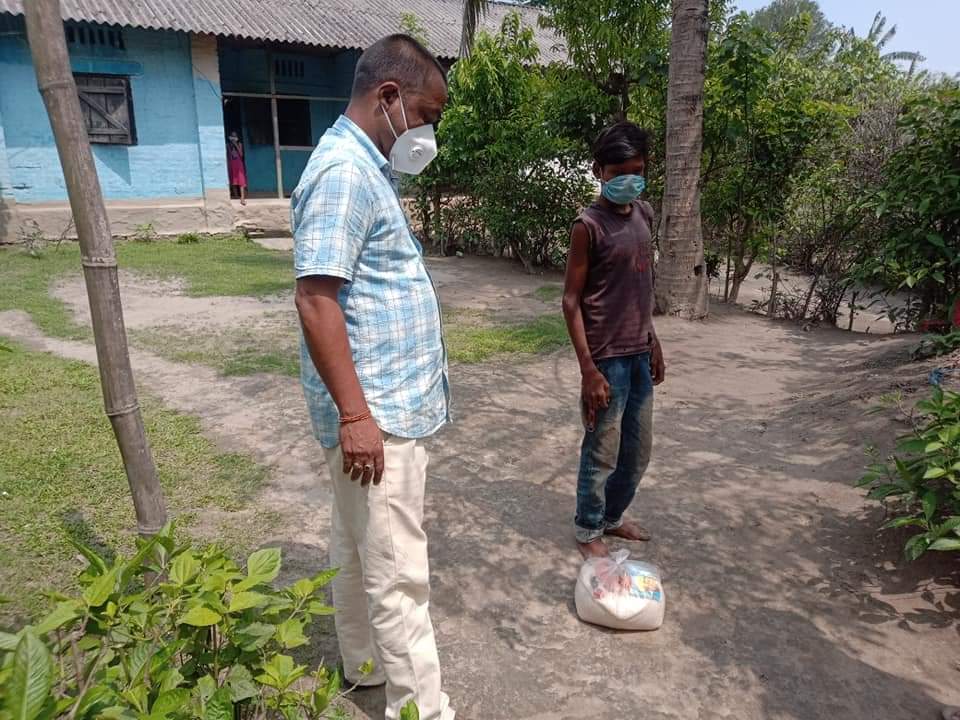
[226,665,258,703]
[930,538,960,551]
[169,551,199,586]
[82,566,119,607]
[246,548,281,583]
[228,591,267,613]
[178,606,222,627]
[0,630,20,651]
[204,688,233,720]
[34,601,81,635]
[8,631,52,720]
[152,688,191,716]
[68,536,108,576]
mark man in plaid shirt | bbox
[292,34,453,720]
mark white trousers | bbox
[323,436,454,720]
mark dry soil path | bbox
[2,256,958,720]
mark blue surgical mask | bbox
[601,174,646,205]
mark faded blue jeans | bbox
[575,353,654,544]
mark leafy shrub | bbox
[859,87,960,318]
[473,154,593,271]
[0,526,414,719]
[859,387,960,559]
[912,330,960,360]
[410,13,594,271]
[132,223,159,243]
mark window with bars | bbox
[65,23,126,50]
[75,74,137,145]
[274,58,305,79]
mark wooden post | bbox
[24,0,168,537]
[268,49,283,199]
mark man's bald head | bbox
[351,34,447,98]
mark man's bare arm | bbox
[296,275,383,485]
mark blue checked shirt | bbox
[291,115,450,449]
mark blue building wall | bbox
[0,103,13,201]
[191,37,229,198]
[0,20,216,202]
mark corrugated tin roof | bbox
[0,0,565,62]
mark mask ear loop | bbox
[381,90,411,140]
[381,95,401,140]
[397,92,410,134]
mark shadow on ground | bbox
[9,253,958,719]
[404,305,960,719]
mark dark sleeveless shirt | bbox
[575,200,656,361]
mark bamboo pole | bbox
[24,0,168,537]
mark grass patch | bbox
[0,243,89,339]
[0,235,291,339]
[119,235,291,297]
[533,284,564,303]
[133,311,568,372]
[0,341,272,627]
[445,312,569,363]
[131,316,300,378]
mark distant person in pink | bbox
[227,130,247,205]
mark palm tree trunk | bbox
[655,0,709,319]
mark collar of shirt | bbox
[333,115,399,188]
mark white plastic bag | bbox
[575,549,665,631]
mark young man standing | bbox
[562,121,666,559]
[292,35,454,720]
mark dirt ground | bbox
[2,254,959,719]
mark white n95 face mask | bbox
[381,93,438,175]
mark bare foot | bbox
[240,198,247,206]
[578,538,610,559]
[604,520,651,542]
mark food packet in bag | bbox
[575,549,665,630]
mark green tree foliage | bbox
[859,87,960,318]
[862,11,924,66]
[749,0,833,53]
[540,0,671,118]
[399,12,431,50]
[413,13,593,271]
[701,12,831,302]
[769,25,912,325]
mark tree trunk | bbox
[767,235,779,317]
[801,273,821,320]
[723,233,733,303]
[728,254,754,304]
[432,187,443,255]
[24,0,167,537]
[655,0,709,319]
[847,291,859,331]
[417,190,432,245]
